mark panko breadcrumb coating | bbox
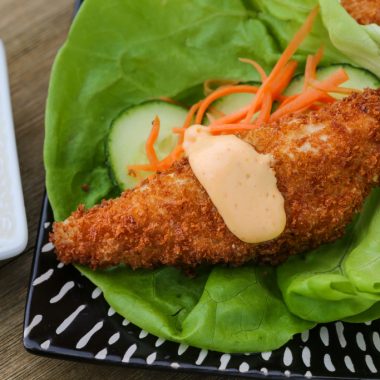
[51,89,380,269]
[341,0,380,25]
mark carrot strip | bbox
[145,116,160,166]
[303,46,324,91]
[269,61,298,98]
[195,85,258,124]
[172,127,185,134]
[128,163,157,173]
[156,145,184,171]
[308,80,361,94]
[204,79,239,95]
[211,105,251,125]
[303,55,314,91]
[270,68,349,121]
[239,58,267,81]
[158,97,184,107]
[243,6,319,122]
[254,93,272,126]
[209,123,260,134]
[208,106,225,117]
[279,94,299,108]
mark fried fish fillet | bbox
[341,0,380,25]
[51,89,380,269]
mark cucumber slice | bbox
[107,100,188,190]
[216,92,256,115]
[285,64,380,98]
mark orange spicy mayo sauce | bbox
[183,125,286,243]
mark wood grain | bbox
[0,1,230,379]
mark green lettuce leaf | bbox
[277,190,380,323]
[79,265,313,353]
[250,0,380,76]
[319,0,380,77]
[45,0,380,353]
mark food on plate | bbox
[45,0,380,353]
[341,0,380,25]
[51,8,380,270]
[51,88,380,269]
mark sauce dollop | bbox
[183,125,286,243]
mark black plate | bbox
[24,195,380,379]
[24,1,380,378]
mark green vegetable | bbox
[79,264,314,353]
[107,101,188,190]
[44,0,380,353]
[252,0,380,77]
[277,189,380,323]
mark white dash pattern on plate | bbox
[146,352,157,365]
[239,362,249,373]
[122,344,137,363]
[95,348,108,360]
[76,321,104,349]
[41,242,54,253]
[24,314,43,338]
[219,354,231,370]
[32,268,54,286]
[49,281,75,303]
[323,353,335,372]
[283,347,293,366]
[91,287,102,299]
[40,339,51,350]
[178,343,188,356]
[56,304,86,335]
[344,355,355,373]
[108,332,120,345]
[335,321,347,348]
[365,354,377,373]
[195,349,208,365]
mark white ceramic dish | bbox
[0,40,28,260]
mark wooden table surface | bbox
[0,2,231,379]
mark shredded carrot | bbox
[211,105,251,125]
[204,79,239,95]
[269,61,298,98]
[303,46,324,91]
[156,145,184,171]
[195,85,258,124]
[239,58,267,82]
[308,79,361,94]
[243,6,319,123]
[209,124,260,134]
[175,100,203,146]
[208,106,225,117]
[158,97,184,107]
[254,93,272,126]
[145,116,160,166]
[270,68,349,121]
[128,163,157,173]
[172,127,186,134]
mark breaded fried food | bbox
[341,0,380,25]
[51,89,380,269]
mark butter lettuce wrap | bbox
[45,0,380,352]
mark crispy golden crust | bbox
[341,0,380,25]
[51,89,380,269]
